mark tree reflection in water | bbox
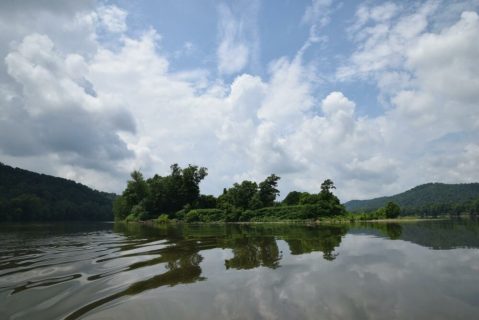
[66,223,348,319]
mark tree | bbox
[218,181,258,210]
[145,164,208,217]
[258,174,281,207]
[299,193,322,205]
[179,164,208,205]
[282,191,303,206]
[123,170,149,211]
[319,179,336,200]
[195,195,217,209]
[113,196,129,221]
[385,201,401,218]
[0,162,114,222]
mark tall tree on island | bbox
[258,174,281,207]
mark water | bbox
[1,220,479,320]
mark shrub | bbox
[187,209,226,222]
[125,213,140,222]
[156,214,169,224]
[239,209,258,221]
[185,210,200,222]
[130,203,149,221]
[250,204,345,221]
[174,209,188,220]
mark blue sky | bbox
[0,0,479,201]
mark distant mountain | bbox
[0,162,115,222]
[345,183,479,215]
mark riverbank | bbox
[121,215,452,226]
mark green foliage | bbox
[191,178,345,223]
[258,174,281,207]
[345,182,479,216]
[218,180,258,210]
[114,164,208,221]
[218,174,282,211]
[156,214,169,224]
[385,202,401,218]
[320,179,335,194]
[250,203,346,222]
[131,203,149,221]
[174,208,188,221]
[282,191,303,206]
[123,171,149,211]
[186,209,226,222]
[353,202,401,220]
[185,210,200,222]
[115,168,347,223]
[113,196,129,221]
[125,213,140,222]
[299,193,322,205]
[355,210,385,221]
[195,194,217,209]
[0,162,114,222]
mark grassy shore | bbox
[122,215,452,226]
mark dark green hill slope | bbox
[345,183,479,216]
[0,162,115,222]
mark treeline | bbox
[351,201,401,220]
[351,198,479,217]
[113,164,346,222]
[400,201,479,217]
[345,182,479,216]
[0,162,114,222]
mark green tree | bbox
[219,180,258,210]
[319,179,336,200]
[123,170,149,211]
[195,195,217,209]
[258,174,281,207]
[145,164,208,217]
[0,162,114,222]
[385,201,401,218]
[180,164,208,205]
[113,196,129,221]
[299,193,321,205]
[282,191,303,206]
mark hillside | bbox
[345,183,479,216]
[0,162,115,222]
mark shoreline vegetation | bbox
[0,162,114,222]
[114,163,405,224]
[129,216,451,227]
[2,162,477,224]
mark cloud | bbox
[337,1,438,80]
[0,1,478,202]
[298,0,333,57]
[97,5,128,33]
[216,1,260,75]
[302,0,333,27]
[1,32,135,178]
[321,2,479,199]
[216,4,248,75]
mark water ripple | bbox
[0,223,210,320]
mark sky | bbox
[0,0,479,202]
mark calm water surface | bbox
[1,220,479,319]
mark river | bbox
[1,220,479,319]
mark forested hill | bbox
[0,162,115,222]
[345,183,479,215]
